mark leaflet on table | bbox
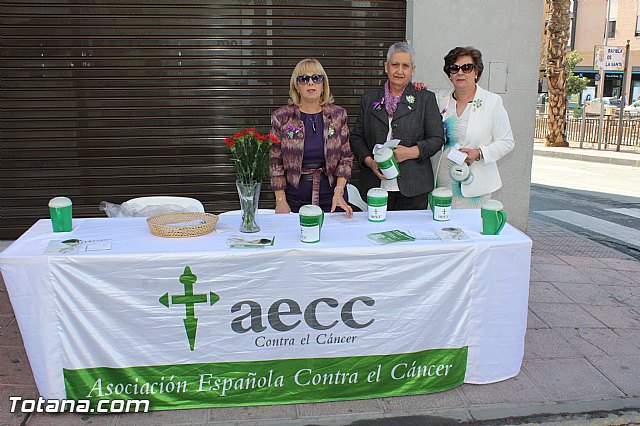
[226,235,275,249]
[435,227,471,241]
[44,239,112,255]
[365,229,415,244]
[372,139,400,155]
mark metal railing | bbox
[535,113,640,148]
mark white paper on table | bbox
[373,139,401,155]
[44,239,112,255]
[447,147,468,165]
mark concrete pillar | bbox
[407,0,544,232]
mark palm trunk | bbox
[544,0,570,147]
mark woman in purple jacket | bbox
[270,58,353,217]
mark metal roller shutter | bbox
[0,0,406,238]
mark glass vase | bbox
[236,181,261,233]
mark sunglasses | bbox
[448,63,475,74]
[296,74,324,85]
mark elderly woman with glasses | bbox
[350,42,444,211]
[433,46,514,208]
[270,58,353,217]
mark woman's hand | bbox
[330,188,353,218]
[459,148,482,165]
[413,81,427,91]
[393,145,420,163]
[275,199,291,214]
[364,156,387,180]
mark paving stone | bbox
[459,373,548,404]
[531,264,594,284]
[523,328,581,359]
[619,270,640,284]
[589,355,640,396]
[0,285,16,316]
[529,303,605,328]
[0,320,27,347]
[0,384,38,426]
[0,315,14,336]
[529,267,546,282]
[206,404,297,423]
[581,305,640,329]
[527,309,548,329]
[27,412,120,425]
[552,282,619,306]
[614,328,640,349]
[528,281,573,304]
[558,255,609,268]
[523,358,624,401]
[555,327,640,357]
[118,407,207,425]
[531,254,566,265]
[581,267,638,286]
[380,388,466,412]
[603,285,640,308]
[297,398,383,418]
[0,345,36,386]
[602,258,640,272]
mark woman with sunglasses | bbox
[434,46,514,208]
[270,58,353,217]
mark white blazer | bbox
[434,85,514,198]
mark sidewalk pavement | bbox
[1,146,640,426]
[533,139,640,167]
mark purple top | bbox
[301,112,324,166]
[285,112,348,212]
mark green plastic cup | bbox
[367,188,388,222]
[48,197,73,232]
[299,204,324,243]
[374,147,400,180]
[429,187,453,222]
[481,200,507,235]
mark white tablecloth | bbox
[0,210,531,408]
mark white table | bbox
[0,210,531,410]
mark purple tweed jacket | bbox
[270,103,353,191]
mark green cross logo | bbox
[159,266,220,351]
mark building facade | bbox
[543,0,640,102]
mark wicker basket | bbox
[146,212,218,238]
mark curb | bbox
[533,148,640,167]
[232,396,640,426]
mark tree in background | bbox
[566,51,590,98]
[544,0,570,147]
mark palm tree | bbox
[544,0,571,147]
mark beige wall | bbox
[574,0,640,68]
[407,0,544,232]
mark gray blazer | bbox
[350,84,445,198]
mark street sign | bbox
[594,45,624,71]
[594,74,601,81]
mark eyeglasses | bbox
[296,74,324,85]
[448,63,475,74]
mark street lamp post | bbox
[597,0,611,150]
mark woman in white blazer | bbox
[433,46,514,208]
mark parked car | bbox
[624,100,640,117]
[584,97,621,116]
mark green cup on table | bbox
[299,204,324,243]
[481,200,507,235]
[48,197,73,232]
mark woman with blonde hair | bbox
[270,58,353,216]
